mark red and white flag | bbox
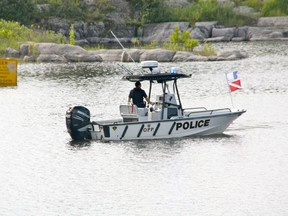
[226,71,241,92]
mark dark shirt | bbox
[129,88,147,108]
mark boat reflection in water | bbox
[66,61,246,141]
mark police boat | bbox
[66,61,246,141]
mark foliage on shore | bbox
[138,0,255,26]
[131,26,216,56]
[262,0,288,16]
[164,26,199,52]
[0,0,287,28]
[128,0,288,26]
[0,19,66,56]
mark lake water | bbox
[1,41,288,216]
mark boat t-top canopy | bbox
[123,73,191,83]
[122,60,191,82]
[122,61,192,115]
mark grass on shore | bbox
[0,19,66,56]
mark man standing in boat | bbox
[128,81,154,108]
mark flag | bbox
[226,71,241,92]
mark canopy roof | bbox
[123,73,191,82]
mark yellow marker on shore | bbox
[0,59,18,87]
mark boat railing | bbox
[183,107,208,112]
[92,119,123,126]
[184,108,232,117]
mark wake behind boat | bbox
[65,61,246,141]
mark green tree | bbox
[69,24,75,45]
[262,0,288,16]
[167,26,199,51]
[128,0,162,24]
[0,0,38,25]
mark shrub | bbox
[166,26,199,52]
[131,38,141,47]
[69,24,75,45]
[144,0,256,26]
[144,40,159,49]
[197,42,216,56]
[262,0,288,16]
[41,0,114,22]
[240,0,263,11]
[0,19,66,56]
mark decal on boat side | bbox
[143,124,154,132]
[176,119,210,130]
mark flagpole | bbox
[225,72,235,109]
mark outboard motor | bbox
[66,106,92,140]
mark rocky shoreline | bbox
[5,16,288,63]
[6,42,248,63]
[64,16,288,45]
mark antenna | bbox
[110,30,135,63]
[110,30,143,75]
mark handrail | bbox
[183,107,207,112]
[185,108,232,117]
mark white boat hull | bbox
[90,110,245,141]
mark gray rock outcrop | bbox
[257,17,288,27]
[95,48,247,62]
[247,17,288,41]
[5,48,20,58]
[43,15,288,46]
[139,49,176,62]
[141,22,253,43]
[15,42,248,63]
[142,22,190,43]
[21,43,103,63]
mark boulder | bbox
[283,29,288,37]
[87,37,101,44]
[217,49,248,60]
[205,36,227,42]
[258,17,288,27]
[172,51,194,62]
[46,17,70,36]
[121,49,144,62]
[5,48,20,58]
[270,31,284,38]
[20,42,103,63]
[190,28,207,40]
[249,27,288,40]
[36,43,88,55]
[23,55,37,62]
[212,28,236,41]
[235,26,251,40]
[140,49,176,62]
[195,21,218,38]
[142,22,190,43]
[36,54,68,63]
[91,49,124,62]
[75,39,89,46]
[64,53,102,62]
[173,51,209,62]
[19,44,29,56]
[232,37,246,42]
